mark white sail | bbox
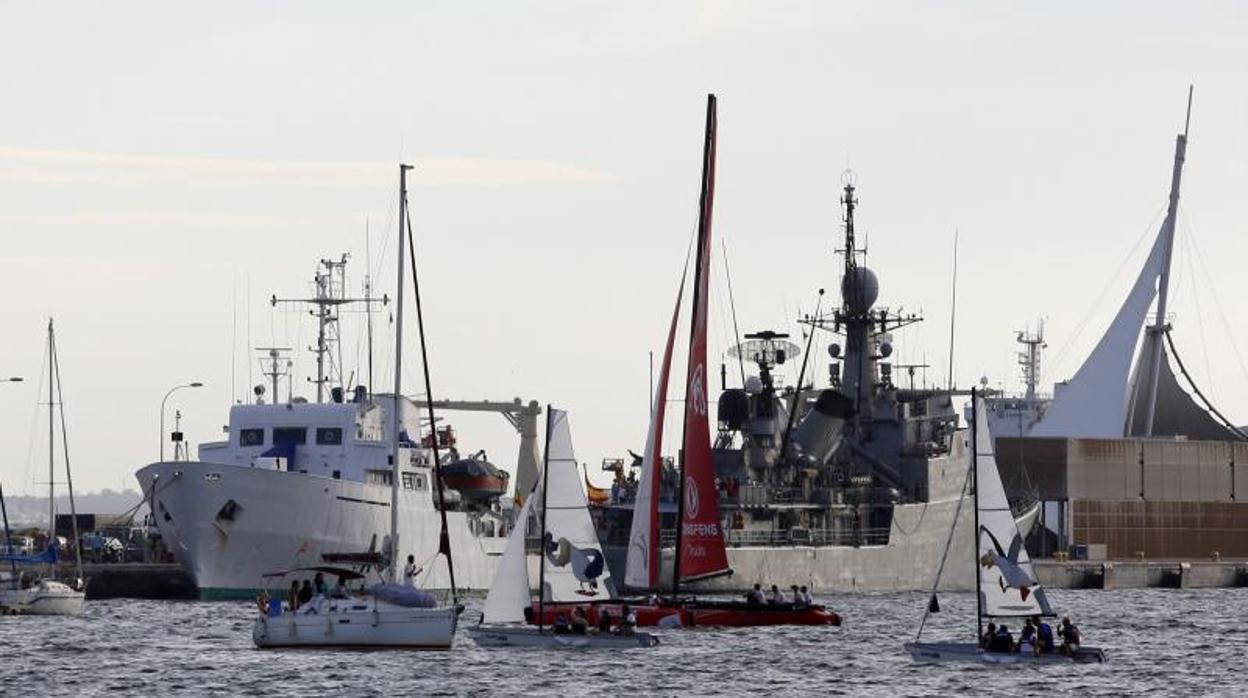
[974,397,1054,618]
[480,495,535,624]
[540,409,613,603]
[624,410,661,589]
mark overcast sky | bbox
[2,2,1246,497]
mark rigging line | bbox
[1179,207,1248,392]
[1180,230,1214,400]
[914,440,974,642]
[1048,205,1165,375]
[1163,331,1248,440]
[405,189,459,604]
[51,327,84,584]
[21,343,49,494]
[721,237,746,385]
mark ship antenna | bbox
[946,228,959,390]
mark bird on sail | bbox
[979,528,1034,601]
[543,533,607,596]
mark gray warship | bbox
[595,177,1032,593]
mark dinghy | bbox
[469,408,658,649]
[905,391,1105,664]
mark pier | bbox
[58,563,197,600]
[1035,559,1248,589]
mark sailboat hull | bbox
[468,625,658,649]
[0,581,85,615]
[906,641,1106,664]
[531,599,840,628]
[253,603,459,649]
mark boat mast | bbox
[1141,86,1193,436]
[673,93,718,599]
[0,482,15,578]
[971,388,983,643]
[388,166,411,583]
[536,406,553,633]
[403,165,460,604]
[47,319,54,552]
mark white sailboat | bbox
[252,164,462,649]
[905,391,1105,664]
[469,407,658,649]
[0,319,86,616]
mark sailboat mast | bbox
[673,93,718,599]
[388,165,411,583]
[971,388,983,643]
[404,169,459,604]
[47,319,54,549]
[536,406,553,633]
[1142,86,1193,437]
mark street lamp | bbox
[3,377,21,382]
[160,382,204,462]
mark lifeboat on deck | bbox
[440,451,509,503]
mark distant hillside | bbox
[2,490,149,528]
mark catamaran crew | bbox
[298,580,313,606]
[288,580,301,611]
[1035,616,1054,654]
[1058,617,1081,655]
[768,585,787,605]
[746,583,766,605]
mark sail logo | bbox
[689,364,707,416]
[685,476,700,519]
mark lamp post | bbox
[160,382,203,462]
[3,377,20,383]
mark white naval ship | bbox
[137,258,541,599]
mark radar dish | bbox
[729,338,802,367]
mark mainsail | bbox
[624,263,689,590]
[539,409,613,603]
[676,93,731,585]
[481,409,612,622]
[973,396,1053,618]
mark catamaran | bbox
[252,164,462,649]
[469,407,658,649]
[905,391,1105,664]
[0,320,86,616]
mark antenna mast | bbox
[271,254,387,403]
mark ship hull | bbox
[606,448,988,594]
[136,461,506,600]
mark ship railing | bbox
[724,527,891,547]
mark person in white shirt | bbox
[798,585,813,605]
[403,554,421,587]
[768,584,787,605]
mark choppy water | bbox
[1,589,1243,696]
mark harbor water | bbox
[2,588,1243,696]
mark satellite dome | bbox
[841,267,879,313]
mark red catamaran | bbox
[533,94,839,628]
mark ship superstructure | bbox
[597,176,1007,593]
[137,257,540,599]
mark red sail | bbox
[678,94,731,584]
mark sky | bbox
[2,2,1246,497]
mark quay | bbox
[1035,559,1248,589]
[59,563,197,600]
